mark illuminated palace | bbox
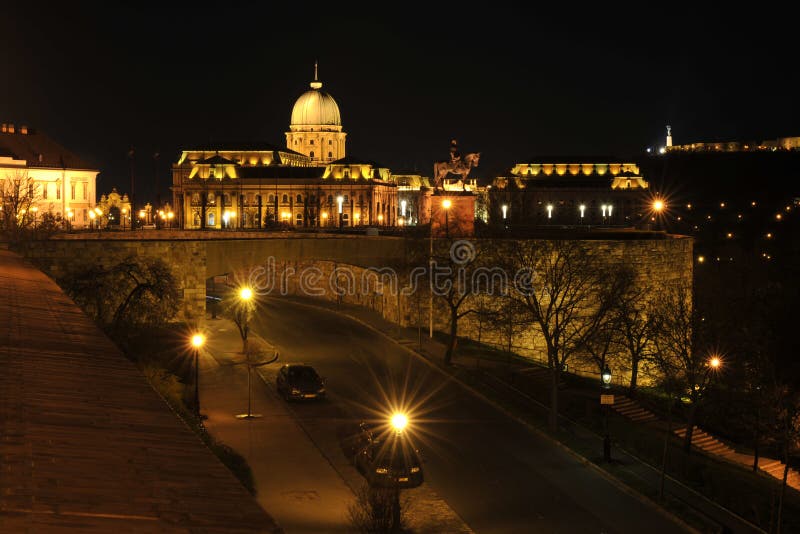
[172,66,397,229]
[1,123,98,228]
[489,158,649,226]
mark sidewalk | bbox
[199,319,355,533]
[280,294,766,534]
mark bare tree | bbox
[505,240,615,432]
[431,240,483,366]
[649,282,719,454]
[0,170,39,241]
[612,268,656,396]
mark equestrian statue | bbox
[432,139,480,191]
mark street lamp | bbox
[442,198,452,238]
[579,204,586,221]
[400,200,407,218]
[167,211,174,228]
[601,364,612,462]
[501,204,508,220]
[337,195,344,229]
[389,411,409,532]
[30,206,39,229]
[88,210,96,229]
[235,286,258,419]
[191,333,206,419]
[121,207,128,230]
[546,204,553,220]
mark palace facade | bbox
[0,123,98,228]
[172,69,396,229]
[488,158,649,227]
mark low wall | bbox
[21,234,692,385]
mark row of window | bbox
[37,182,88,201]
[190,193,380,205]
[293,139,334,146]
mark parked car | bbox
[351,422,423,488]
[276,364,326,401]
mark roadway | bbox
[253,296,688,534]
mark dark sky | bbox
[2,4,797,201]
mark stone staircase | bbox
[612,396,659,423]
[675,426,800,490]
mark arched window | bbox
[208,212,215,226]
[296,213,303,225]
[328,152,332,158]
[192,193,200,204]
[328,139,332,145]
[309,140,314,145]
[207,193,216,205]
[296,194,303,203]
[268,194,275,203]
[343,195,349,204]
[223,193,230,206]
[310,195,316,204]
[193,212,200,226]
[310,151,315,159]
[282,194,288,203]
[294,139,298,145]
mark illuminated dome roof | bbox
[290,65,341,127]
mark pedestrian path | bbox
[200,319,356,533]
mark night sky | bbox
[2,4,798,202]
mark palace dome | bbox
[290,81,341,127]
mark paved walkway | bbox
[199,320,355,533]
[0,248,279,532]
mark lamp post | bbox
[442,198,451,238]
[601,364,612,462]
[235,286,259,419]
[390,412,409,533]
[579,204,586,224]
[337,195,344,229]
[122,207,128,230]
[30,206,38,229]
[191,333,205,420]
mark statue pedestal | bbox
[420,190,475,238]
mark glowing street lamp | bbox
[400,199,407,217]
[337,195,344,228]
[191,333,205,419]
[239,286,253,301]
[546,204,553,220]
[607,204,613,217]
[501,204,508,220]
[709,356,721,369]
[579,204,586,220]
[652,199,665,213]
[391,412,408,433]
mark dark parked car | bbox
[276,364,326,401]
[351,422,423,488]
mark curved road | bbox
[254,297,687,534]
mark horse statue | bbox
[432,152,480,191]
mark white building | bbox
[0,123,98,228]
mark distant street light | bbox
[191,333,206,419]
[546,204,553,220]
[653,199,665,213]
[337,195,344,229]
[579,204,586,221]
[501,204,508,220]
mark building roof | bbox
[0,127,97,170]
[198,154,239,165]
[290,73,342,127]
[181,142,306,157]
[518,155,625,163]
[331,155,385,167]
